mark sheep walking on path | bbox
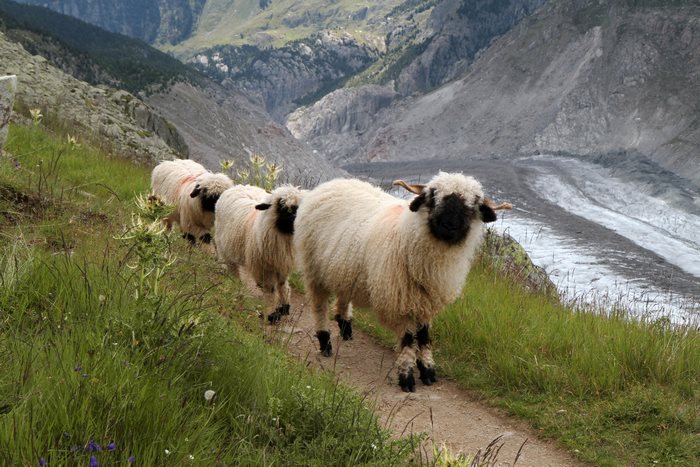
[215,185,305,323]
[294,173,511,392]
[150,159,233,244]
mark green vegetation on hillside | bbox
[0,0,202,93]
[0,123,415,465]
[355,236,700,465]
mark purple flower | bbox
[39,458,47,466]
[89,455,98,467]
[86,440,101,452]
[74,365,82,372]
[128,456,135,464]
[106,441,116,451]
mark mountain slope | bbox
[1,0,342,179]
[13,0,205,45]
[0,0,202,93]
[289,0,700,188]
[0,30,182,162]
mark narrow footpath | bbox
[261,289,584,467]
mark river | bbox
[344,155,700,325]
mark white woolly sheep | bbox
[294,172,511,392]
[150,159,233,244]
[215,184,305,323]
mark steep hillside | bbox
[145,82,343,183]
[289,0,700,188]
[189,30,376,122]
[13,0,205,45]
[1,0,342,179]
[0,30,183,162]
[0,0,202,93]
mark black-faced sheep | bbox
[150,159,233,244]
[294,172,511,392]
[214,184,305,323]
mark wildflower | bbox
[74,365,82,372]
[164,449,171,456]
[106,441,116,451]
[188,454,195,460]
[86,440,101,452]
[204,389,216,403]
[89,456,98,467]
[29,108,43,126]
[128,456,135,464]
[39,458,47,466]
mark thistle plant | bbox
[66,134,81,150]
[231,153,282,189]
[29,108,43,126]
[219,159,235,173]
[250,153,265,187]
[116,195,175,299]
[264,162,282,191]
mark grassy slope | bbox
[0,123,415,465]
[354,257,700,465]
[168,0,403,53]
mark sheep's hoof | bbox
[183,233,196,244]
[199,233,212,244]
[280,304,290,316]
[399,371,416,393]
[417,360,437,386]
[267,311,283,324]
[316,330,333,357]
[334,314,353,340]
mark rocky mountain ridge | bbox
[289,0,700,189]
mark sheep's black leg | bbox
[183,232,196,244]
[316,330,332,357]
[397,332,416,392]
[416,324,437,385]
[334,296,353,340]
[267,304,290,324]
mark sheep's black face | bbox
[275,200,298,235]
[415,189,474,245]
[200,192,220,213]
[190,185,220,213]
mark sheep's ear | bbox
[479,204,497,223]
[409,192,427,212]
[255,203,272,210]
[190,185,202,198]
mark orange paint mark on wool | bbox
[176,172,205,197]
[384,204,405,220]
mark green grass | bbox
[355,257,700,465]
[0,123,416,466]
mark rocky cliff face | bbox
[190,30,375,122]
[0,31,184,162]
[14,0,205,44]
[145,82,344,183]
[289,0,700,188]
[395,0,546,96]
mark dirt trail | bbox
[261,289,583,467]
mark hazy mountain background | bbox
[4,0,700,189]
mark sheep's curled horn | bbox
[392,179,514,211]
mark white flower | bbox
[204,389,216,402]
[189,454,195,460]
[165,449,171,455]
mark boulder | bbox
[0,75,17,151]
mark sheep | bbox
[150,159,233,244]
[294,172,512,392]
[215,184,305,323]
